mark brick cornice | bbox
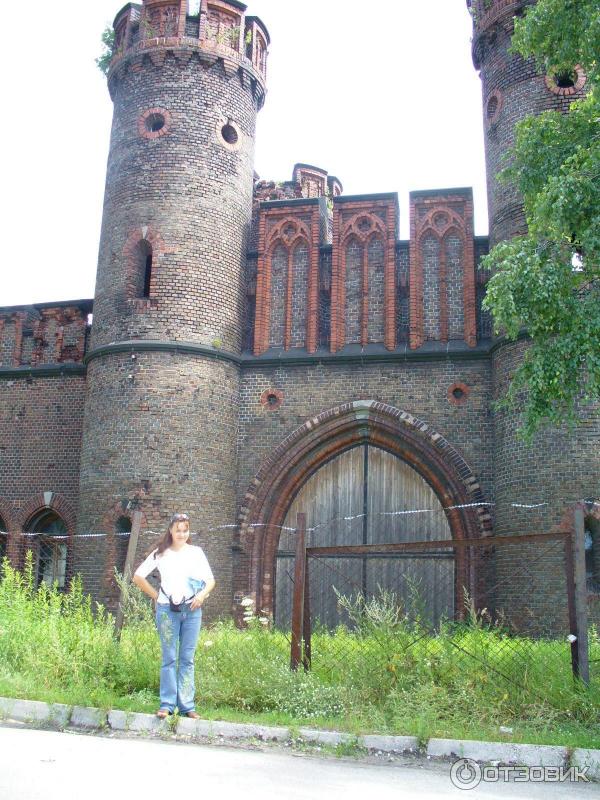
[84,339,242,367]
[0,364,87,379]
[107,38,267,108]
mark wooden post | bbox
[302,556,312,671]
[114,510,143,639]
[290,513,306,671]
[564,532,580,679]
[573,507,590,685]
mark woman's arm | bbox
[190,577,215,610]
[133,573,159,603]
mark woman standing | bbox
[133,513,215,718]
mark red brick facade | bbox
[0,0,598,630]
[409,190,476,349]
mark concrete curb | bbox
[0,697,70,728]
[572,749,600,781]
[427,738,568,767]
[0,696,597,777]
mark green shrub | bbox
[0,560,598,746]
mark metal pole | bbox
[290,513,306,671]
[564,532,580,680]
[114,509,142,639]
[573,507,590,685]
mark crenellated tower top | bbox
[467,0,534,68]
[108,0,269,104]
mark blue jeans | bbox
[155,604,202,713]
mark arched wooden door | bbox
[275,444,454,629]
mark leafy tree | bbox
[96,26,116,76]
[482,0,599,437]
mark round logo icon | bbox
[450,758,482,790]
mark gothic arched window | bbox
[26,510,68,588]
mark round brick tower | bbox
[78,0,269,617]
[469,0,588,248]
[469,0,599,574]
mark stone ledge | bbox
[0,698,70,728]
[360,734,419,753]
[71,706,108,729]
[572,749,600,781]
[108,709,169,733]
[298,728,355,746]
[177,717,289,741]
[427,738,568,767]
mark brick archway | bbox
[0,500,16,533]
[19,493,76,534]
[235,400,491,614]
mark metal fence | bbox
[280,514,596,693]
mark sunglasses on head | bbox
[171,513,190,522]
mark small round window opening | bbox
[217,118,241,151]
[485,90,503,126]
[545,65,586,97]
[139,107,172,140]
[221,123,238,145]
[448,382,470,406]
[146,113,165,133]
[260,388,283,411]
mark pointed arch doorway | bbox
[276,445,454,629]
[236,401,490,625]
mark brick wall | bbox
[0,375,86,529]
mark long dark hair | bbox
[151,517,190,559]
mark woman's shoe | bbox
[185,711,200,719]
[156,708,170,719]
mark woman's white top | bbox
[134,544,214,605]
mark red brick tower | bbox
[469,0,587,247]
[78,0,269,616]
[470,0,598,577]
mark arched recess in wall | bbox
[289,241,309,348]
[421,232,441,341]
[444,228,465,341]
[236,401,491,621]
[100,502,148,600]
[336,212,388,349]
[24,509,68,589]
[18,493,76,588]
[367,234,385,343]
[268,243,287,347]
[263,218,312,351]
[123,227,167,304]
[344,237,362,344]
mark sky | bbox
[2,1,487,308]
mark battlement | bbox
[467,0,534,68]
[467,0,529,30]
[0,300,92,369]
[108,0,269,95]
[247,172,487,356]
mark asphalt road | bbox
[0,726,596,800]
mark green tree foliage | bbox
[482,0,600,437]
[96,26,116,76]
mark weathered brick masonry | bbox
[0,0,598,628]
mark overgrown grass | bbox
[0,558,598,748]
